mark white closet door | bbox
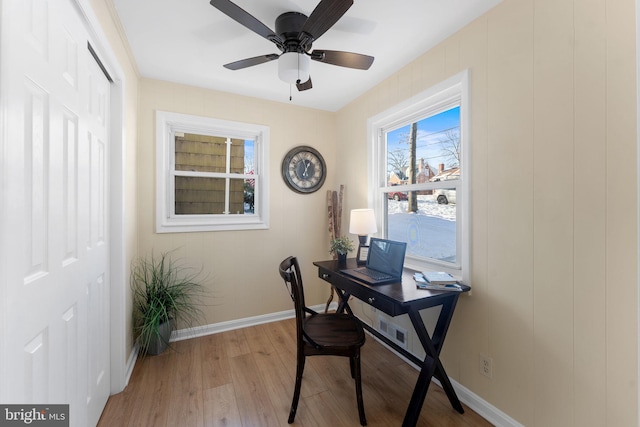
[0,0,111,425]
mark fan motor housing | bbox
[275,12,309,52]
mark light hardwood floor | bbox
[98,318,491,427]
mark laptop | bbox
[341,238,407,285]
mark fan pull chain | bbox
[289,84,292,101]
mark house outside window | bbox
[367,71,469,279]
[156,111,269,233]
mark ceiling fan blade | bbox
[296,77,313,91]
[209,0,283,47]
[223,54,279,70]
[310,50,374,70]
[301,0,353,42]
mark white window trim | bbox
[366,70,470,283]
[156,110,270,233]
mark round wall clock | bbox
[281,145,327,194]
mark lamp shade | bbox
[349,209,378,235]
[278,52,310,84]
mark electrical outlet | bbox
[479,354,492,378]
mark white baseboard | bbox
[449,378,523,427]
[124,342,139,386]
[169,302,334,342]
[124,305,518,427]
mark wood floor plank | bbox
[243,323,296,425]
[98,356,146,426]
[124,352,174,427]
[171,338,204,393]
[203,383,242,427]
[299,390,352,427]
[167,340,204,427]
[223,328,251,358]
[200,332,233,390]
[167,388,204,427]
[228,352,280,426]
[98,319,492,427]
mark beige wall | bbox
[338,0,638,425]
[137,79,337,326]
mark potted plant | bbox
[329,236,355,264]
[131,251,207,355]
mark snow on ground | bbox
[387,195,457,262]
[387,195,456,220]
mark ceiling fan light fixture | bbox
[278,52,310,84]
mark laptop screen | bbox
[367,238,407,278]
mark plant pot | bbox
[145,319,173,355]
[337,253,347,264]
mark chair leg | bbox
[350,356,356,378]
[288,353,306,424]
[354,352,367,426]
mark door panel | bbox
[0,0,111,425]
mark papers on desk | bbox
[414,273,463,292]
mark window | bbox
[367,71,469,279]
[156,111,269,232]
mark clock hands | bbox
[302,159,311,178]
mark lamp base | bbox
[356,235,369,265]
[356,246,369,265]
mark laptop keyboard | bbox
[355,267,392,281]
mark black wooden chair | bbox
[278,256,367,425]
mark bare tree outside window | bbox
[437,128,460,168]
[388,149,408,178]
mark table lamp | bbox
[349,209,378,265]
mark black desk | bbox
[313,258,469,427]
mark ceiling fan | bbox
[208,0,375,91]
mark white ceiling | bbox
[111,0,501,111]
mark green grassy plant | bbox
[131,252,207,355]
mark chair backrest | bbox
[279,256,306,343]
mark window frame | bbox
[367,70,470,282]
[156,111,270,233]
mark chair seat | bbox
[303,313,365,348]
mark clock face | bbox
[282,146,326,194]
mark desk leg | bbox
[402,334,438,427]
[403,300,464,426]
[333,288,354,316]
[429,297,465,414]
